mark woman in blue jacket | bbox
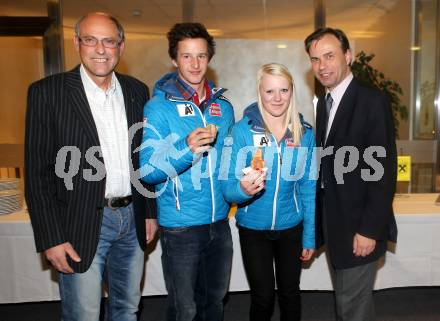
[222,63,317,321]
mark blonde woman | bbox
[222,63,316,321]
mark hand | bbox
[353,233,376,257]
[187,128,215,154]
[300,248,315,261]
[240,169,266,196]
[145,218,158,244]
[44,242,81,274]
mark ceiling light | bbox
[132,9,142,17]
[410,46,421,51]
[349,31,383,39]
[277,44,287,49]
[207,29,223,36]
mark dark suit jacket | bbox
[316,76,397,269]
[25,66,156,273]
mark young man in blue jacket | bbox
[139,23,235,321]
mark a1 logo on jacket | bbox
[177,103,195,117]
[253,134,271,147]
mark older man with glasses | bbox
[25,12,157,321]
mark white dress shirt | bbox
[80,65,131,198]
[325,72,354,139]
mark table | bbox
[1,194,440,303]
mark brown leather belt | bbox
[105,196,132,209]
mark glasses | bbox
[77,36,121,49]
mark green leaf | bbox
[351,50,408,137]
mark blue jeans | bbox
[160,219,233,321]
[59,204,144,321]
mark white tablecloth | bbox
[1,194,440,303]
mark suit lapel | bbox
[316,96,326,146]
[325,78,358,145]
[65,66,100,146]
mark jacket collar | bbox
[65,66,100,146]
[243,102,265,132]
[153,72,227,105]
[65,65,133,146]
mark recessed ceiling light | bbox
[277,44,287,49]
[132,9,142,17]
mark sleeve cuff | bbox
[234,180,253,204]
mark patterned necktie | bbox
[322,93,333,145]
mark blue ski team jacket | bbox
[140,72,235,228]
[222,103,317,249]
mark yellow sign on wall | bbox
[397,156,411,182]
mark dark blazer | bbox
[25,66,156,273]
[316,76,397,269]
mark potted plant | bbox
[351,51,408,136]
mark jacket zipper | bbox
[271,137,281,230]
[193,102,216,223]
[293,182,299,212]
[173,177,180,211]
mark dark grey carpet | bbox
[0,288,439,321]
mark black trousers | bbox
[238,224,303,321]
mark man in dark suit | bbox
[25,12,157,321]
[304,28,397,321]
